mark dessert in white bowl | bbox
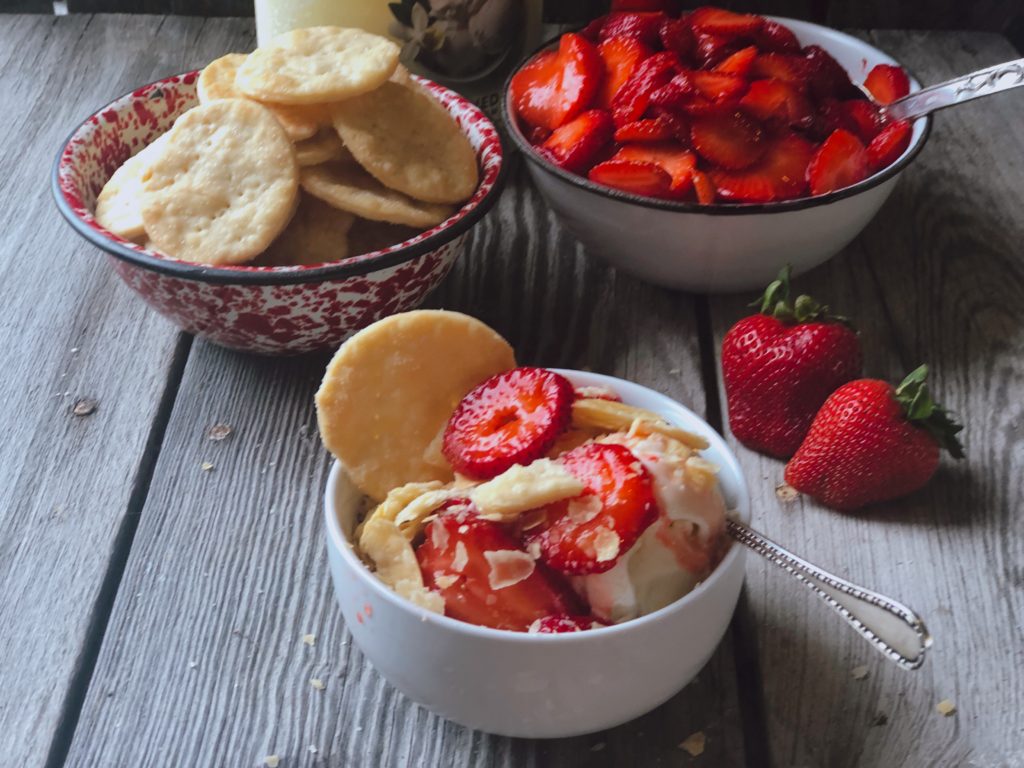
[318,310,749,736]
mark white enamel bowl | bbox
[504,18,931,293]
[324,370,750,738]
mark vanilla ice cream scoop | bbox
[573,432,729,623]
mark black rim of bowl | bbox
[502,18,932,216]
[51,74,508,286]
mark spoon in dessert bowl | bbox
[865,57,1024,122]
[725,518,932,670]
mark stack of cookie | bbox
[94,26,479,268]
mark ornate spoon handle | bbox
[727,519,932,670]
[884,57,1024,122]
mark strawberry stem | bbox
[894,365,965,458]
[750,265,853,327]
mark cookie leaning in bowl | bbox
[90,26,479,269]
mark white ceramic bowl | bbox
[323,370,750,738]
[504,17,931,294]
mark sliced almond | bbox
[593,528,621,563]
[572,398,709,450]
[484,549,536,590]
[359,517,443,613]
[470,459,584,522]
[684,456,719,493]
[392,489,455,540]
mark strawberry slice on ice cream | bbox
[418,503,585,631]
[525,443,658,575]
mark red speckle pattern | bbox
[56,72,504,355]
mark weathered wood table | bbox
[2,13,1022,768]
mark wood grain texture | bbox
[65,0,252,16]
[708,30,1024,768]
[0,13,192,768]
[63,156,747,767]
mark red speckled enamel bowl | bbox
[52,72,505,355]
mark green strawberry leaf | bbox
[894,365,965,458]
[749,265,854,328]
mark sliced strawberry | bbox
[840,99,884,142]
[651,71,745,116]
[806,128,869,195]
[614,116,675,142]
[659,17,694,60]
[750,53,808,88]
[511,33,602,131]
[600,11,666,49]
[695,32,742,68]
[692,168,716,203]
[648,74,693,111]
[612,51,679,125]
[689,6,761,38]
[710,132,815,202]
[540,109,614,173]
[588,159,672,197]
[803,44,857,100]
[714,45,758,77]
[739,79,813,129]
[596,36,650,110]
[647,105,692,141]
[691,112,765,170]
[754,19,801,53]
[686,70,748,103]
[443,367,574,479]
[614,142,697,194]
[863,63,911,105]
[524,443,658,575]
[866,119,912,172]
[417,504,584,632]
[530,614,608,633]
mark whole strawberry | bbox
[785,366,964,510]
[722,266,862,458]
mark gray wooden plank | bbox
[708,30,1024,768]
[65,0,252,16]
[0,13,195,768]
[64,161,748,767]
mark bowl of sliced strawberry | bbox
[318,310,749,737]
[503,5,929,293]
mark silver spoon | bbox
[727,519,932,670]
[865,57,1024,122]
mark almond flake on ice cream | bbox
[393,488,455,538]
[684,456,719,492]
[369,480,444,523]
[567,495,602,524]
[593,528,621,562]
[572,398,709,450]
[525,539,542,560]
[434,573,461,590]
[430,517,450,550]
[359,517,444,613]
[484,549,536,590]
[470,459,584,522]
[452,541,469,572]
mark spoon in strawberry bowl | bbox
[862,57,1024,123]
